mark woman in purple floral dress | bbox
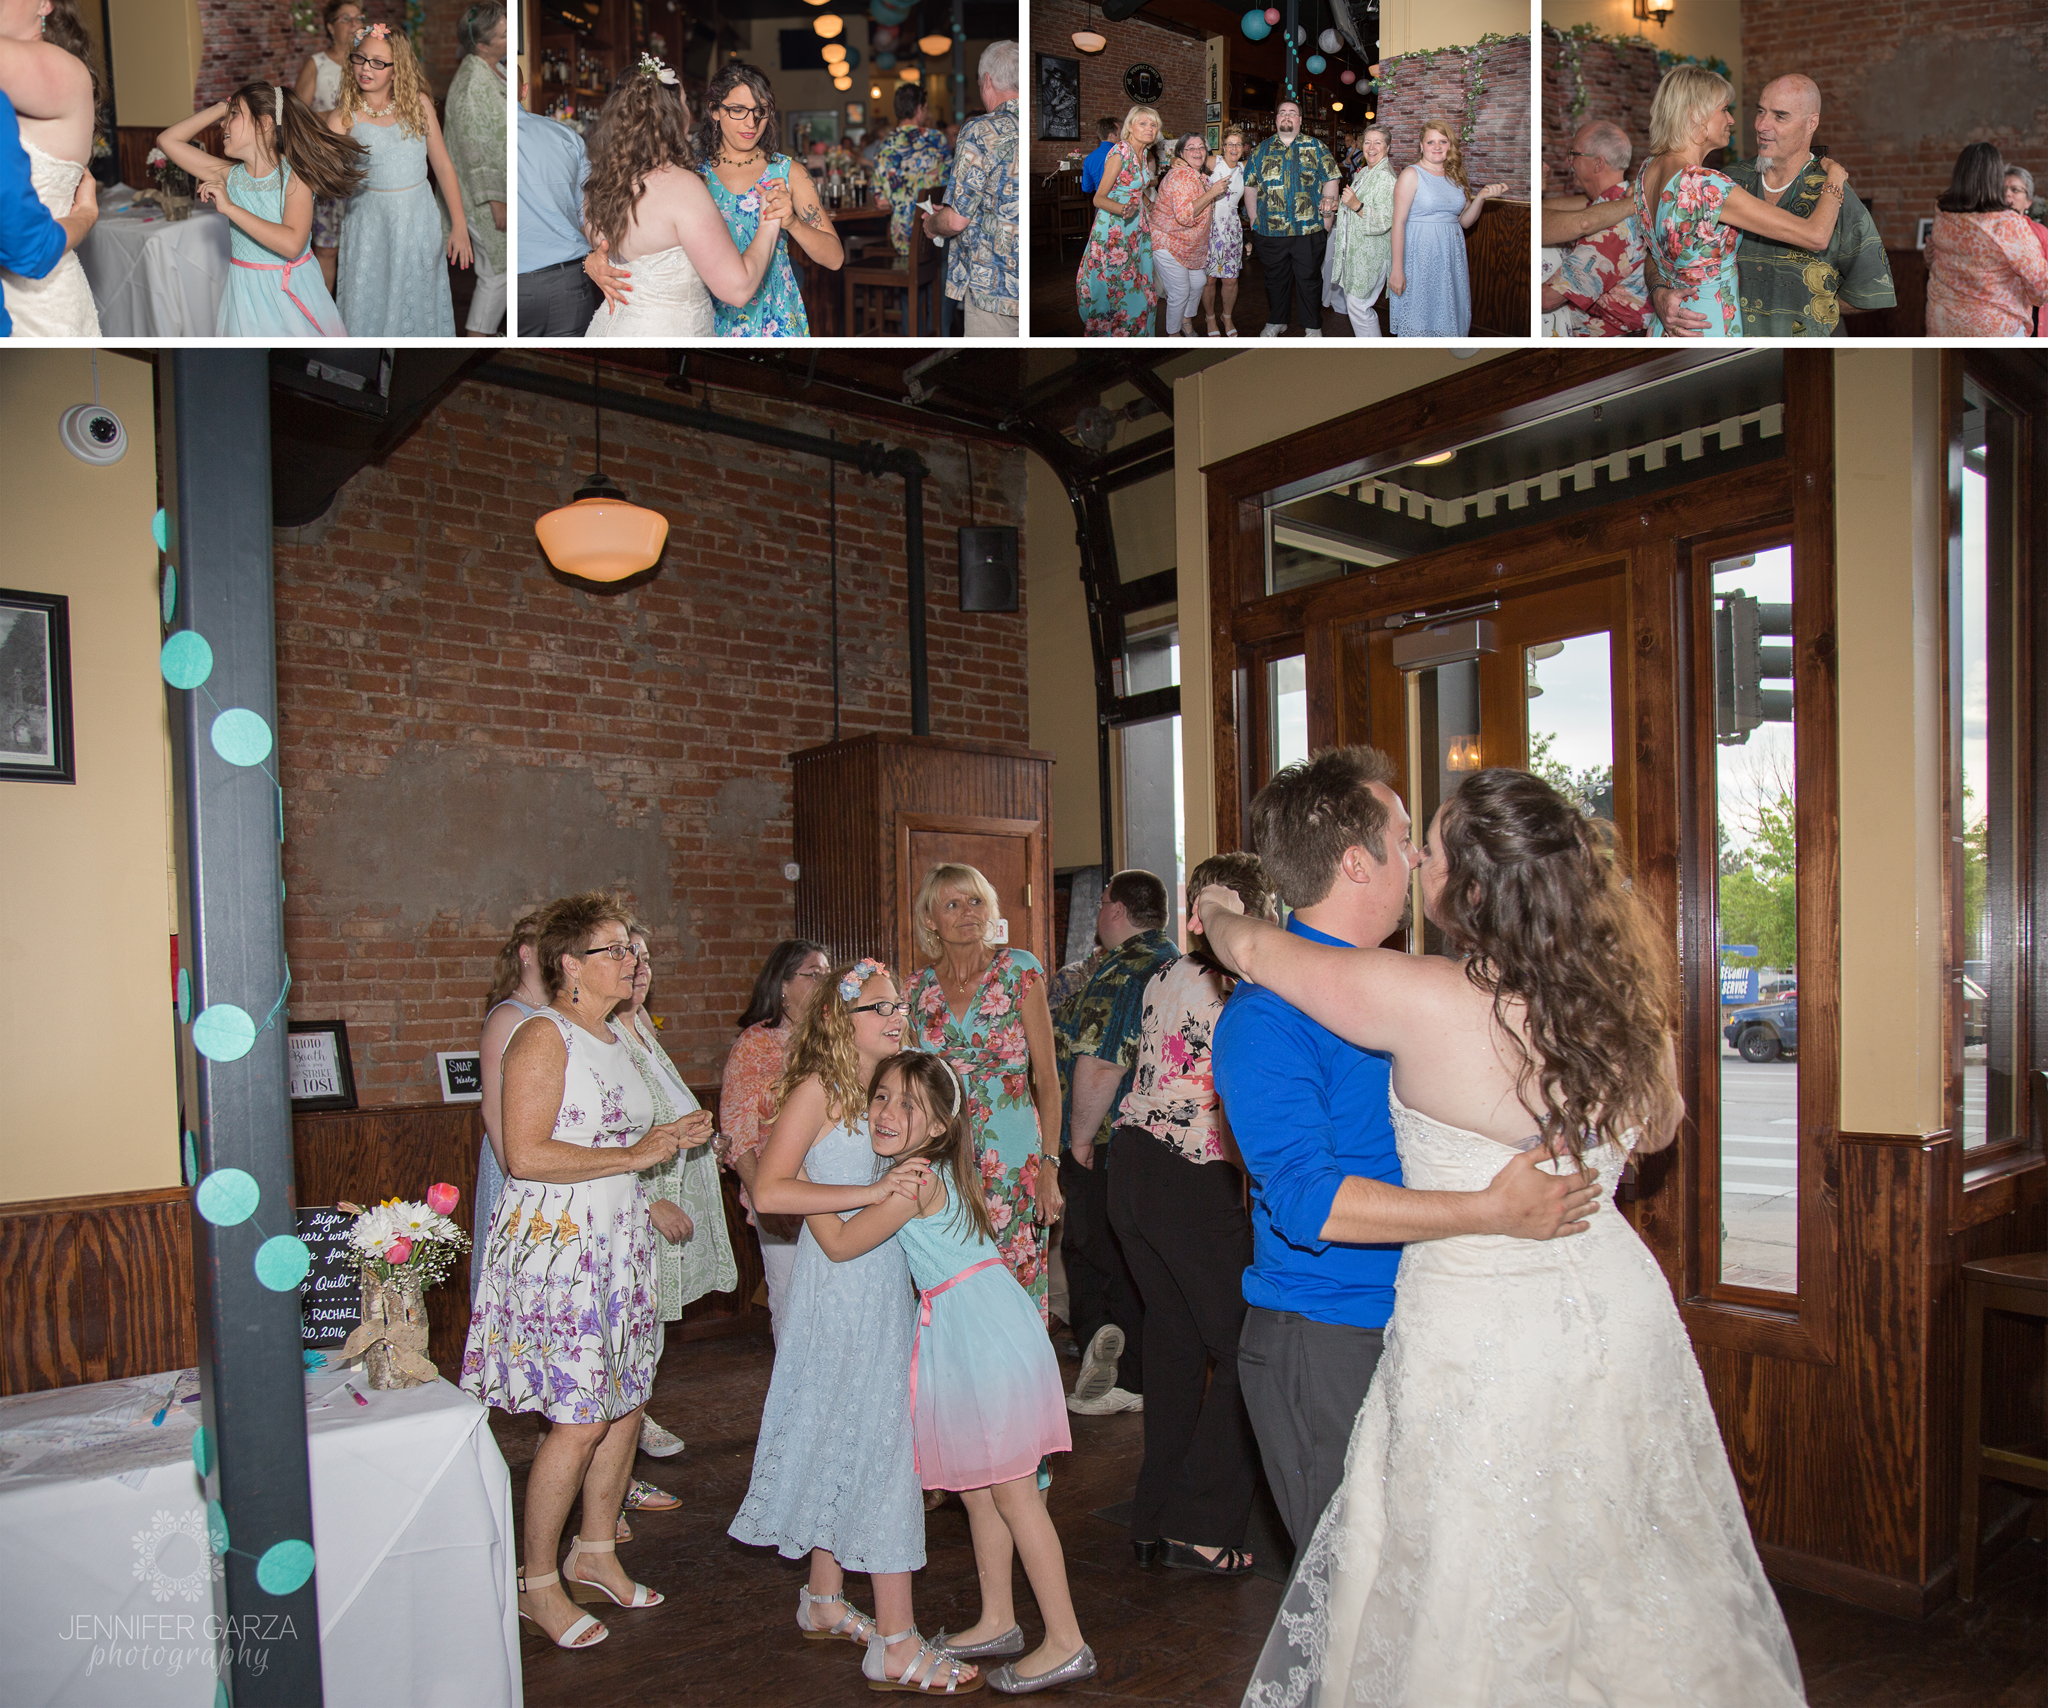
[461,891,695,1652]
[1076,105,1160,337]
[903,862,1065,1322]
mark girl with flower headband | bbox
[729,960,976,1691]
[806,1051,1094,1694]
[322,22,472,335]
[154,80,366,336]
[578,50,790,338]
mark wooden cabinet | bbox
[790,733,1056,981]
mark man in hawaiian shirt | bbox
[1053,868,1179,1412]
[1241,99,1341,337]
[1541,120,1647,336]
[1651,74,1894,336]
[920,39,1019,337]
[875,85,951,257]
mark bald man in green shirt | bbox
[1651,74,1894,336]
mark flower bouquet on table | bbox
[141,147,195,221]
[334,1184,469,1390]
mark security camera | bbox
[59,402,127,465]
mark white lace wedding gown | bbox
[584,244,713,338]
[1,140,101,337]
[1243,1089,1805,1708]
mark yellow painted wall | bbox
[1834,350,1945,1139]
[1542,0,1744,114]
[1026,461,1101,870]
[106,0,203,130]
[0,351,178,1204]
[1379,0,1528,56]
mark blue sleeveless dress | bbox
[217,161,347,337]
[704,157,810,339]
[1389,166,1472,338]
[898,1171,1070,1491]
[728,1114,924,1572]
[470,995,539,1301]
[336,117,454,337]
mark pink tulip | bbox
[385,1236,413,1264]
[426,1182,460,1216]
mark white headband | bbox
[274,85,284,125]
[936,1057,963,1120]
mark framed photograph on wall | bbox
[1914,216,1934,250]
[789,109,840,151]
[1036,52,1080,141]
[287,1021,358,1112]
[0,588,74,784]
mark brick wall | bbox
[1742,2,2048,248]
[196,1,462,106]
[1377,33,1530,197]
[1540,29,1658,195]
[270,362,1030,1104]
[1028,3,1209,177]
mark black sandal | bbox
[1160,1540,1254,1576]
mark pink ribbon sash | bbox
[230,249,343,335]
[908,1255,1006,1471]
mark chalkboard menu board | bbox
[298,1206,362,1348]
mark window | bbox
[1265,654,1308,779]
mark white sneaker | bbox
[1070,1324,1125,1405]
[639,1415,685,1458]
[1259,323,1286,338]
[1303,328,1323,337]
[1067,1386,1144,1416]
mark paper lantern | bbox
[1318,27,1340,52]
[1241,9,1270,38]
[1306,53,1326,73]
[813,12,843,36]
[1263,7,1279,21]
[1295,25,1307,45]
[872,24,897,45]
[876,49,895,65]
[1341,67,1356,83]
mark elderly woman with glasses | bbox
[445,1,507,335]
[461,891,690,1653]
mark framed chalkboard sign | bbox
[298,1205,361,1348]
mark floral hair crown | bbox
[637,51,678,85]
[837,958,887,1003]
[356,21,391,40]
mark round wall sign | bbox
[1123,62,1163,102]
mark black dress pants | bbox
[1059,1147,1143,1391]
[1107,1126,1258,1548]
[1254,229,1326,330]
[517,260,602,337]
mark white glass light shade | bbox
[918,33,952,55]
[1071,29,1105,51]
[822,42,847,61]
[813,13,844,37]
[535,491,668,582]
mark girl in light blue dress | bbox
[324,24,471,337]
[1387,118,1510,338]
[154,79,364,336]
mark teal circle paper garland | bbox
[210,707,274,768]
[254,1235,312,1292]
[194,1167,260,1227]
[192,1003,258,1063]
[160,630,213,690]
[256,1539,317,1596]
[191,1424,214,1478]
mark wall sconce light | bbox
[1445,735,1483,772]
[1632,0,1675,24]
[535,362,668,584]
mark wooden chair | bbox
[1957,1247,2048,1599]
[1054,171,1094,264]
[843,222,937,338]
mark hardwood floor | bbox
[495,1321,2047,1706]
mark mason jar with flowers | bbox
[336,1184,469,1389]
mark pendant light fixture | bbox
[534,359,668,584]
[1071,2,1106,53]
[813,12,844,37]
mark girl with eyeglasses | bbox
[323,22,472,335]
[731,961,979,1690]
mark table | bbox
[0,1366,520,1706]
[76,188,230,338]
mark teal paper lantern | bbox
[1241,9,1271,39]
[876,50,895,67]
[1306,54,1327,74]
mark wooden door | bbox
[896,812,1044,979]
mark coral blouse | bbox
[1926,209,2048,337]
[1148,162,1214,269]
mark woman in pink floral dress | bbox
[903,862,1065,1322]
[1636,63,1848,337]
[1076,105,1160,337]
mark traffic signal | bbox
[1714,593,1794,745]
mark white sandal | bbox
[863,1624,984,1693]
[563,1534,664,1608]
[517,1568,608,1649]
[799,1583,880,1645]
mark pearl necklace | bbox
[360,94,395,118]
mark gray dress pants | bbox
[1236,1305,1385,1551]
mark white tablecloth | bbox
[0,1367,521,1706]
[76,188,231,338]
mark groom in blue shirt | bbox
[1213,746,1596,1550]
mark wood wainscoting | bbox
[1,1095,763,1397]
[1466,197,1531,337]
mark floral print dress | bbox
[1077,144,1157,337]
[905,948,1052,1321]
[705,157,810,338]
[1636,163,1742,338]
[460,1009,659,1423]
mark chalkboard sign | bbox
[298,1206,362,1349]
[436,1050,483,1103]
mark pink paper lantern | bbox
[1263,8,1279,23]
[426,1181,460,1216]
[1341,67,1356,84]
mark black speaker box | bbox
[958,527,1020,612]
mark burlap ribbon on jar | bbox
[337,1266,437,1389]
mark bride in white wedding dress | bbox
[1195,768,1805,1708]
[579,55,784,339]
[0,0,101,336]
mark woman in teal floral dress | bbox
[903,863,1066,1322]
[1076,105,1159,337]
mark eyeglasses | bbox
[579,943,647,964]
[712,103,765,121]
[348,53,393,70]
[790,969,829,981]
[851,1001,909,1017]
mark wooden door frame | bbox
[894,811,1047,980]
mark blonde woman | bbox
[1076,104,1160,337]
[1387,118,1508,337]
[901,862,1065,1321]
[324,23,471,335]
[1635,63,1846,338]
[1327,125,1397,338]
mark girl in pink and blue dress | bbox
[808,1052,1095,1695]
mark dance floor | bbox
[496,1321,2048,1705]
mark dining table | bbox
[790,200,892,336]
[75,186,231,339]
